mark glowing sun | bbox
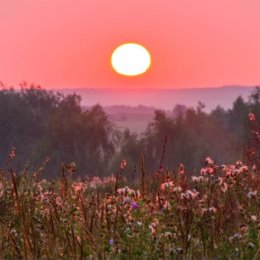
[111,43,151,76]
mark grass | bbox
[0,113,259,260]
[0,157,259,260]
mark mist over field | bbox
[58,86,254,111]
[58,86,255,133]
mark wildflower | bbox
[76,236,81,243]
[173,186,182,192]
[162,231,172,239]
[208,207,217,213]
[124,196,131,203]
[89,176,102,188]
[200,167,214,175]
[251,130,260,141]
[136,221,142,227]
[205,157,214,166]
[181,189,199,200]
[225,167,233,177]
[235,160,243,169]
[229,233,242,242]
[149,224,156,236]
[103,175,116,185]
[202,207,217,215]
[218,177,228,192]
[251,215,257,222]
[109,239,114,246]
[221,182,228,192]
[191,176,198,182]
[219,164,226,170]
[56,196,62,206]
[247,190,257,199]
[162,200,171,210]
[8,148,16,159]
[130,201,139,210]
[248,112,256,121]
[135,190,141,199]
[72,182,86,193]
[238,165,248,174]
[149,218,159,236]
[117,186,135,196]
[191,176,204,183]
[160,180,174,192]
[248,242,255,249]
[120,159,127,170]
[178,163,185,175]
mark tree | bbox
[41,98,117,177]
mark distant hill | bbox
[56,86,257,133]
[56,86,256,112]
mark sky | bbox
[0,0,260,89]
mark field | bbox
[0,110,259,260]
[0,154,259,260]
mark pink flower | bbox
[192,176,205,183]
[90,176,102,188]
[178,163,185,175]
[8,148,16,159]
[200,167,214,175]
[238,165,248,174]
[235,160,243,169]
[149,218,159,236]
[205,157,214,166]
[181,189,199,200]
[103,175,116,184]
[249,113,256,121]
[117,186,135,196]
[72,182,86,193]
[56,196,62,206]
[209,207,217,213]
[218,178,228,192]
[202,207,217,215]
[160,181,174,192]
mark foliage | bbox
[0,84,118,178]
[118,88,260,175]
[0,153,259,259]
[0,85,260,178]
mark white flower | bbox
[247,190,257,199]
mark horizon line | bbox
[50,85,256,91]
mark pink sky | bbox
[0,0,260,89]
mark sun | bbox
[111,43,151,76]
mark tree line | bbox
[0,84,259,178]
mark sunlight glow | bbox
[111,43,151,76]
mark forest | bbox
[0,84,260,178]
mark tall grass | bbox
[0,114,259,260]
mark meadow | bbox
[0,114,259,260]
